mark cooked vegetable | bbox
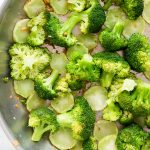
[99,22,127,52]
[71,142,83,150]
[93,52,130,88]
[94,120,118,141]
[84,86,108,111]
[24,0,46,18]
[28,107,59,141]
[103,0,144,20]
[14,79,34,98]
[50,128,77,149]
[13,19,30,43]
[9,44,51,80]
[51,93,74,113]
[57,96,95,140]
[116,124,149,150]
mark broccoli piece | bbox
[118,82,150,116]
[142,139,150,150]
[27,26,45,46]
[103,0,143,20]
[103,102,122,121]
[99,22,127,52]
[67,54,100,82]
[125,33,150,78]
[28,107,59,141]
[116,124,149,150]
[108,74,137,102]
[82,136,97,150]
[57,96,96,141]
[67,0,87,12]
[93,52,130,88]
[119,111,134,125]
[45,12,81,47]
[34,70,59,100]
[145,116,150,128]
[45,1,105,47]
[9,43,51,80]
[80,0,106,34]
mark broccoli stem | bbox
[103,0,113,10]
[57,113,74,128]
[61,14,82,34]
[45,70,59,86]
[112,22,124,37]
[32,126,44,141]
[100,71,114,88]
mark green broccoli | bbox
[28,107,59,141]
[103,102,122,121]
[45,1,105,47]
[118,81,150,116]
[34,70,59,100]
[67,0,87,12]
[116,124,149,150]
[9,43,51,80]
[99,22,127,52]
[82,136,97,150]
[145,116,150,128]
[57,96,96,141]
[27,25,45,46]
[119,111,134,125]
[67,54,100,82]
[125,33,150,79]
[93,52,130,88]
[103,0,143,20]
[142,139,150,150]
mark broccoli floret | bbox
[99,22,127,52]
[119,111,134,125]
[80,0,106,34]
[93,52,130,88]
[108,74,137,102]
[103,102,122,121]
[9,43,51,80]
[57,96,96,141]
[45,12,81,47]
[82,136,97,150]
[125,33,150,78]
[28,107,59,141]
[103,0,143,20]
[145,116,150,128]
[34,70,59,100]
[116,124,149,150]
[67,0,87,12]
[118,82,150,116]
[67,54,100,82]
[27,26,45,46]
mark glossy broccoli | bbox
[28,107,59,141]
[103,0,143,20]
[45,12,81,47]
[116,124,149,150]
[118,82,150,116]
[103,102,122,121]
[119,111,134,125]
[145,116,150,128]
[67,54,100,82]
[27,26,45,46]
[125,33,150,79]
[99,22,127,52]
[82,136,97,150]
[93,52,130,88]
[57,96,96,141]
[34,70,59,100]
[67,0,87,12]
[9,43,51,80]
[80,0,106,34]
